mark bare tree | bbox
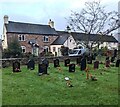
[68,1,120,50]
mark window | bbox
[53,47,56,52]
[18,35,25,41]
[43,36,49,42]
[21,46,26,53]
[44,46,49,53]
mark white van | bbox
[69,48,89,57]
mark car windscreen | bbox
[69,50,79,54]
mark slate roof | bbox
[51,31,69,45]
[71,32,118,43]
[5,21,58,35]
[52,31,118,45]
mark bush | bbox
[60,46,69,56]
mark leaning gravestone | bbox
[116,59,120,67]
[81,56,87,71]
[76,56,82,65]
[94,60,99,69]
[87,55,92,64]
[13,60,21,72]
[69,64,75,72]
[64,58,70,67]
[27,59,35,70]
[54,59,60,67]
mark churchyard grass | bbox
[2,62,119,105]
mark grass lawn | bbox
[2,61,119,105]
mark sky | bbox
[0,0,119,39]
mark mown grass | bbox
[2,61,119,105]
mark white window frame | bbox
[21,46,26,53]
[18,35,25,41]
[43,36,49,42]
[44,46,49,53]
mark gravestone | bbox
[116,59,120,67]
[81,56,87,71]
[64,58,70,67]
[105,57,110,67]
[76,56,82,65]
[113,49,117,57]
[38,63,47,75]
[69,64,75,72]
[13,61,21,72]
[94,61,99,69]
[27,59,35,70]
[111,56,115,63]
[54,59,60,67]
[87,55,92,64]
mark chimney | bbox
[4,15,9,24]
[48,19,54,28]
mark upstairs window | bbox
[18,35,25,41]
[43,36,49,42]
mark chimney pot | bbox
[4,15,9,24]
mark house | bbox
[51,31,118,56]
[71,32,118,49]
[2,15,58,56]
[51,31,78,56]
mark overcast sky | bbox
[0,0,119,39]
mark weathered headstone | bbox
[69,64,75,72]
[64,58,70,67]
[54,59,60,67]
[87,55,92,64]
[13,61,21,72]
[81,56,87,71]
[27,59,35,70]
[94,61,99,69]
[116,59,120,67]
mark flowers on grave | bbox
[64,77,73,87]
[85,67,89,79]
[90,74,97,81]
[85,66,90,72]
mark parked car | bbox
[69,48,89,57]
